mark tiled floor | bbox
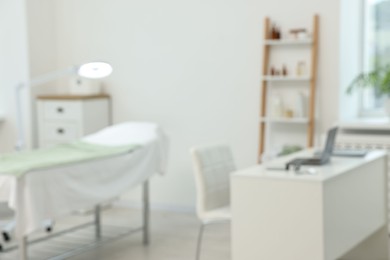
[0,207,230,260]
[2,207,390,260]
[69,208,230,260]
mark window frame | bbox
[358,0,388,118]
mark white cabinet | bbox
[37,95,110,147]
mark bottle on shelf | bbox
[282,65,288,76]
[271,95,284,118]
[284,109,294,118]
[270,24,276,39]
[270,24,282,40]
[276,26,282,39]
[296,61,307,76]
[270,66,276,76]
[295,92,307,117]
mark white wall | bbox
[0,0,56,152]
[26,0,58,147]
[339,0,364,120]
[54,0,259,209]
[53,0,341,209]
[12,0,340,210]
[0,0,31,153]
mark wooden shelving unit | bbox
[262,76,312,82]
[260,117,309,124]
[264,39,313,46]
[258,15,319,162]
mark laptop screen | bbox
[321,127,338,162]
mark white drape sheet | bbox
[0,122,168,236]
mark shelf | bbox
[258,15,319,161]
[260,117,309,124]
[337,118,390,131]
[264,39,313,46]
[262,76,311,82]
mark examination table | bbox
[0,122,168,260]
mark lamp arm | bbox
[15,82,26,151]
[13,62,112,151]
[30,66,77,87]
[14,66,77,151]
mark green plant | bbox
[347,65,390,96]
[277,145,303,157]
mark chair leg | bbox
[195,223,206,260]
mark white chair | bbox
[190,144,235,260]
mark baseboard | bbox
[113,200,195,214]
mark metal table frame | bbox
[10,181,150,260]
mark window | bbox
[361,0,390,117]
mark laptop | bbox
[266,127,338,171]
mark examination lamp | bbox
[15,61,113,150]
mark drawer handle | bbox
[57,128,65,134]
[57,107,64,113]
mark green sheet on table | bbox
[0,141,138,178]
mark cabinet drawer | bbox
[42,101,82,120]
[41,122,80,142]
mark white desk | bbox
[231,150,389,260]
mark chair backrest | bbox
[190,144,236,220]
